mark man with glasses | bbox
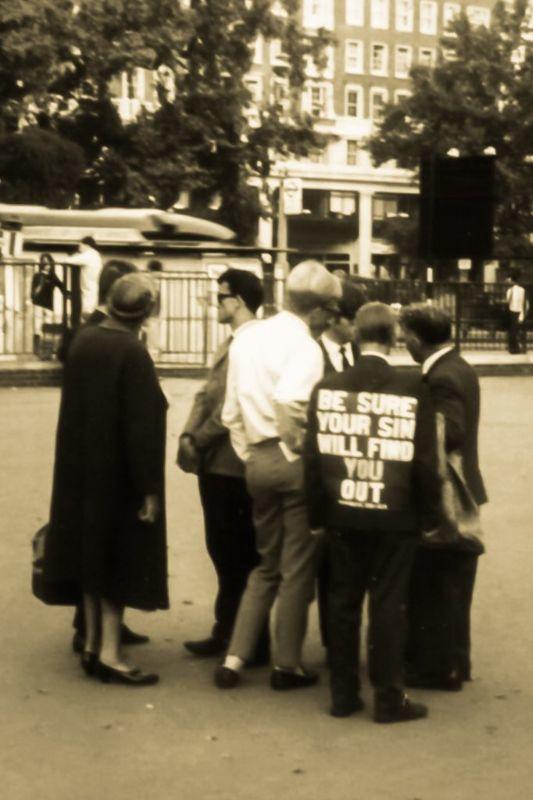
[214,260,341,691]
[177,269,269,665]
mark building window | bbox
[271,78,289,110]
[330,192,357,215]
[419,47,436,67]
[443,3,461,30]
[419,1,438,34]
[395,0,413,31]
[371,43,388,75]
[370,0,389,29]
[395,45,412,78]
[346,140,358,165]
[303,0,334,29]
[394,89,410,104]
[467,6,490,27]
[370,88,388,121]
[345,40,363,73]
[346,0,364,26]
[306,83,331,118]
[345,85,362,117]
[244,77,262,104]
[270,39,289,65]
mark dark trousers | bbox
[326,529,417,704]
[508,311,525,354]
[316,540,330,647]
[406,548,478,681]
[198,472,270,659]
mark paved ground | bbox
[1,377,532,800]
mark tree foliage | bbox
[0,127,84,205]
[369,0,533,258]
[0,0,332,241]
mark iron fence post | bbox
[455,282,462,351]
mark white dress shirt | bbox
[222,310,324,461]
[67,247,103,314]
[320,333,354,372]
[422,345,454,375]
[506,284,526,321]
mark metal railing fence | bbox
[1,261,531,365]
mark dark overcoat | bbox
[425,349,487,506]
[44,325,169,611]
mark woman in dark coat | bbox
[45,273,168,685]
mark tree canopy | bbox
[369,0,533,258]
[0,0,332,241]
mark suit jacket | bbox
[318,337,358,375]
[182,336,243,477]
[425,349,487,506]
[304,355,441,534]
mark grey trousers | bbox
[228,441,318,668]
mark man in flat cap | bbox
[214,260,341,691]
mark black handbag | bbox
[31,271,56,310]
[32,524,80,605]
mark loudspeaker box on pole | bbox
[418,155,495,259]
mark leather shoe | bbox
[330,696,365,718]
[374,692,428,724]
[184,637,228,658]
[270,668,319,691]
[95,661,159,686]
[80,652,98,677]
[214,665,241,689]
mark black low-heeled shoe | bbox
[81,652,98,677]
[95,661,159,686]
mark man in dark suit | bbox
[304,302,441,722]
[317,280,367,374]
[400,303,488,691]
[315,279,367,647]
[177,269,269,664]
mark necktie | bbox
[341,344,351,370]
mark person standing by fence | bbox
[506,272,528,354]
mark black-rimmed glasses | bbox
[217,292,236,304]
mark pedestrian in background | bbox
[177,269,270,665]
[44,274,168,686]
[214,260,341,691]
[304,302,440,722]
[66,235,103,320]
[506,271,528,354]
[400,303,487,692]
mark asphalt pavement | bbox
[1,377,532,800]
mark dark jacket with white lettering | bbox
[303,355,441,533]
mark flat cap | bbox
[108,273,157,321]
[286,260,342,303]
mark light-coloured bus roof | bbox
[0,205,235,241]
